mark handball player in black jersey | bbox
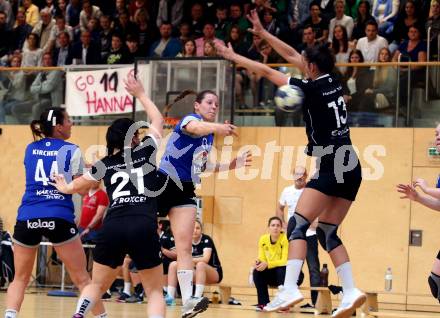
[217,10,365,318]
[52,76,166,318]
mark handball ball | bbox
[274,84,304,112]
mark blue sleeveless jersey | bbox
[159,114,214,183]
[17,138,83,222]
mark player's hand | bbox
[215,42,235,61]
[255,261,268,271]
[124,74,145,98]
[413,178,428,192]
[50,174,70,194]
[230,150,252,169]
[397,184,419,201]
[247,9,265,36]
[216,121,238,137]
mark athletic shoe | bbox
[101,291,112,300]
[116,292,131,303]
[72,314,84,318]
[332,288,366,318]
[263,286,304,312]
[181,296,209,318]
[165,293,176,306]
[255,304,265,312]
[126,293,144,304]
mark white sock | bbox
[163,286,167,293]
[123,282,132,296]
[284,259,303,291]
[75,296,95,316]
[167,286,176,298]
[194,284,205,298]
[94,313,108,318]
[177,269,194,304]
[5,309,17,318]
[336,262,355,292]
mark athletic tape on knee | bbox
[288,213,310,241]
[316,222,342,252]
[429,272,440,300]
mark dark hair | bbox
[182,39,197,56]
[304,44,335,74]
[365,19,378,30]
[159,219,171,233]
[309,1,320,10]
[105,118,135,156]
[332,25,348,54]
[162,90,218,117]
[227,24,243,44]
[30,107,67,140]
[267,216,282,227]
[401,0,418,18]
[346,49,365,78]
[409,22,425,38]
[357,1,372,23]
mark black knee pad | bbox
[288,213,310,241]
[437,250,440,260]
[429,273,440,302]
[286,215,296,239]
[316,222,342,252]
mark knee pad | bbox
[429,273,440,301]
[288,213,310,241]
[316,222,342,252]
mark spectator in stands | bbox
[297,25,318,53]
[331,25,351,73]
[23,0,40,27]
[252,216,302,311]
[26,8,55,52]
[49,15,74,49]
[126,34,143,63]
[296,0,314,25]
[21,33,44,66]
[0,0,13,29]
[114,10,139,39]
[156,0,184,30]
[195,22,225,56]
[300,1,329,44]
[68,30,101,64]
[44,0,57,17]
[87,17,101,42]
[227,3,251,42]
[177,39,197,57]
[11,11,32,52]
[0,56,30,124]
[372,0,399,39]
[356,19,388,62]
[149,21,182,57]
[351,1,373,41]
[203,40,217,57]
[186,3,205,38]
[392,23,427,63]
[390,0,420,52]
[178,22,192,43]
[345,0,361,19]
[53,30,73,65]
[328,0,354,42]
[227,24,250,56]
[66,0,81,34]
[135,8,157,55]
[165,220,222,306]
[98,15,113,59]
[56,0,67,18]
[159,220,176,295]
[79,0,102,33]
[261,9,281,36]
[105,32,129,64]
[0,11,11,63]
[426,0,440,59]
[12,52,63,123]
[214,5,229,41]
[318,0,336,21]
[128,0,147,19]
[113,0,127,20]
[78,180,109,244]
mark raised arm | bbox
[124,75,164,141]
[247,9,305,72]
[216,42,289,87]
[397,184,440,211]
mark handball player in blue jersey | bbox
[156,90,251,318]
[4,108,106,318]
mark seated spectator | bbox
[177,39,197,57]
[427,0,440,59]
[356,19,388,62]
[318,0,336,21]
[44,0,57,17]
[158,220,176,294]
[331,25,351,73]
[126,34,143,63]
[195,22,225,56]
[0,216,13,288]
[78,180,109,244]
[56,0,68,18]
[203,40,217,57]
[53,30,73,65]
[253,216,303,311]
[156,0,184,30]
[226,3,251,43]
[0,10,11,64]
[113,0,127,21]
[11,11,33,52]
[178,22,192,43]
[227,24,250,56]
[165,220,222,306]
[185,3,205,38]
[87,17,101,42]
[0,0,13,29]
[99,15,113,59]
[149,21,182,57]
[351,0,373,41]
[300,1,329,44]
[261,9,281,36]
[0,56,31,124]
[328,0,354,42]
[372,0,399,39]
[26,8,56,52]
[66,0,82,35]
[296,25,318,53]
[12,52,64,123]
[80,0,102,33]
[105,32,130,64]
[128,0,147,19]
[113,10,139,39]
[49,15,74,49]
[21,33,44,66]
[68,30,101,64]
[22,0,40,27]
[214,5,229,41]
[135,8,157,55]
[390,0,420,53]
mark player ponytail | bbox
[304,44,335,74]
[106,118,135,156]
[30,107,66,140]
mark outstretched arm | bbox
[414,178,440,199]
[397,184,440,211]
[216,42,289,87]
[247,9,305,72]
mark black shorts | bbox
[93,214,162,271]
[157,172,197,217]
[216,266,223,283]
[162,257,172,275]
[306,146,362,201]
[13,218,79,248]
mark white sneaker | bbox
[263,286,304,312]
[332,288,366,318]
[181,296,209,318]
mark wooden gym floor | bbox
[1,291,440,318]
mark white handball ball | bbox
[274,84,304,112]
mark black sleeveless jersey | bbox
[289,74,352,156]
[192,234,222,269]
[89,135,158,218]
